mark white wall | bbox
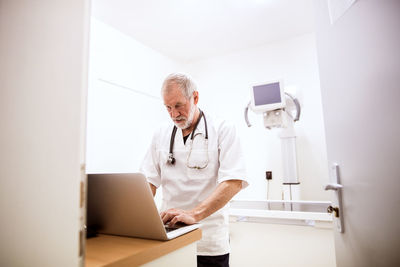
[0,1,89,266]
[230,221,336,267]
[86,19,183,173]
[184,33,330,201]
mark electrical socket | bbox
[266,171,272,180]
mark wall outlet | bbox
[266,171,272,180]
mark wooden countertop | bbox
[85,229,202,267]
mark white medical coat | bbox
[140,112,248,256]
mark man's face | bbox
[163,83,195,129]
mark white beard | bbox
[175,99,196,130]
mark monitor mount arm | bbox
[244,92,301,128]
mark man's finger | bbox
[161,209,179,224]
[161,211,172,224]
[162,214,174,224]
[169,215,183,226]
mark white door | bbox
[313,0,400,266]
[0,1,90,266]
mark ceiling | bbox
[92,0,315,63]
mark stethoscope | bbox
[167,109,209,169]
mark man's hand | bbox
[160,208,198,226]
[160,180,243,227]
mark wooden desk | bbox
[85,229,201,267]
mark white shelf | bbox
[230,208,333,222]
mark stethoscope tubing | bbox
[167,109,208,165]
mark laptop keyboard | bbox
[164,222,187,233]
[165,226,177,233]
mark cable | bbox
[289,184,293,211]
[267,179,271,210]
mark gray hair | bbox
[161,73,197,99]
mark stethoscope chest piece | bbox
[167,152,176,165]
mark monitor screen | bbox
[253,82,282,106]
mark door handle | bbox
[325,183,343,191]
[326,162,344,233]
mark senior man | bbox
[140,73,248,267]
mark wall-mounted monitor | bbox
[250,80,286,113]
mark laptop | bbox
[86,173,200,240]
